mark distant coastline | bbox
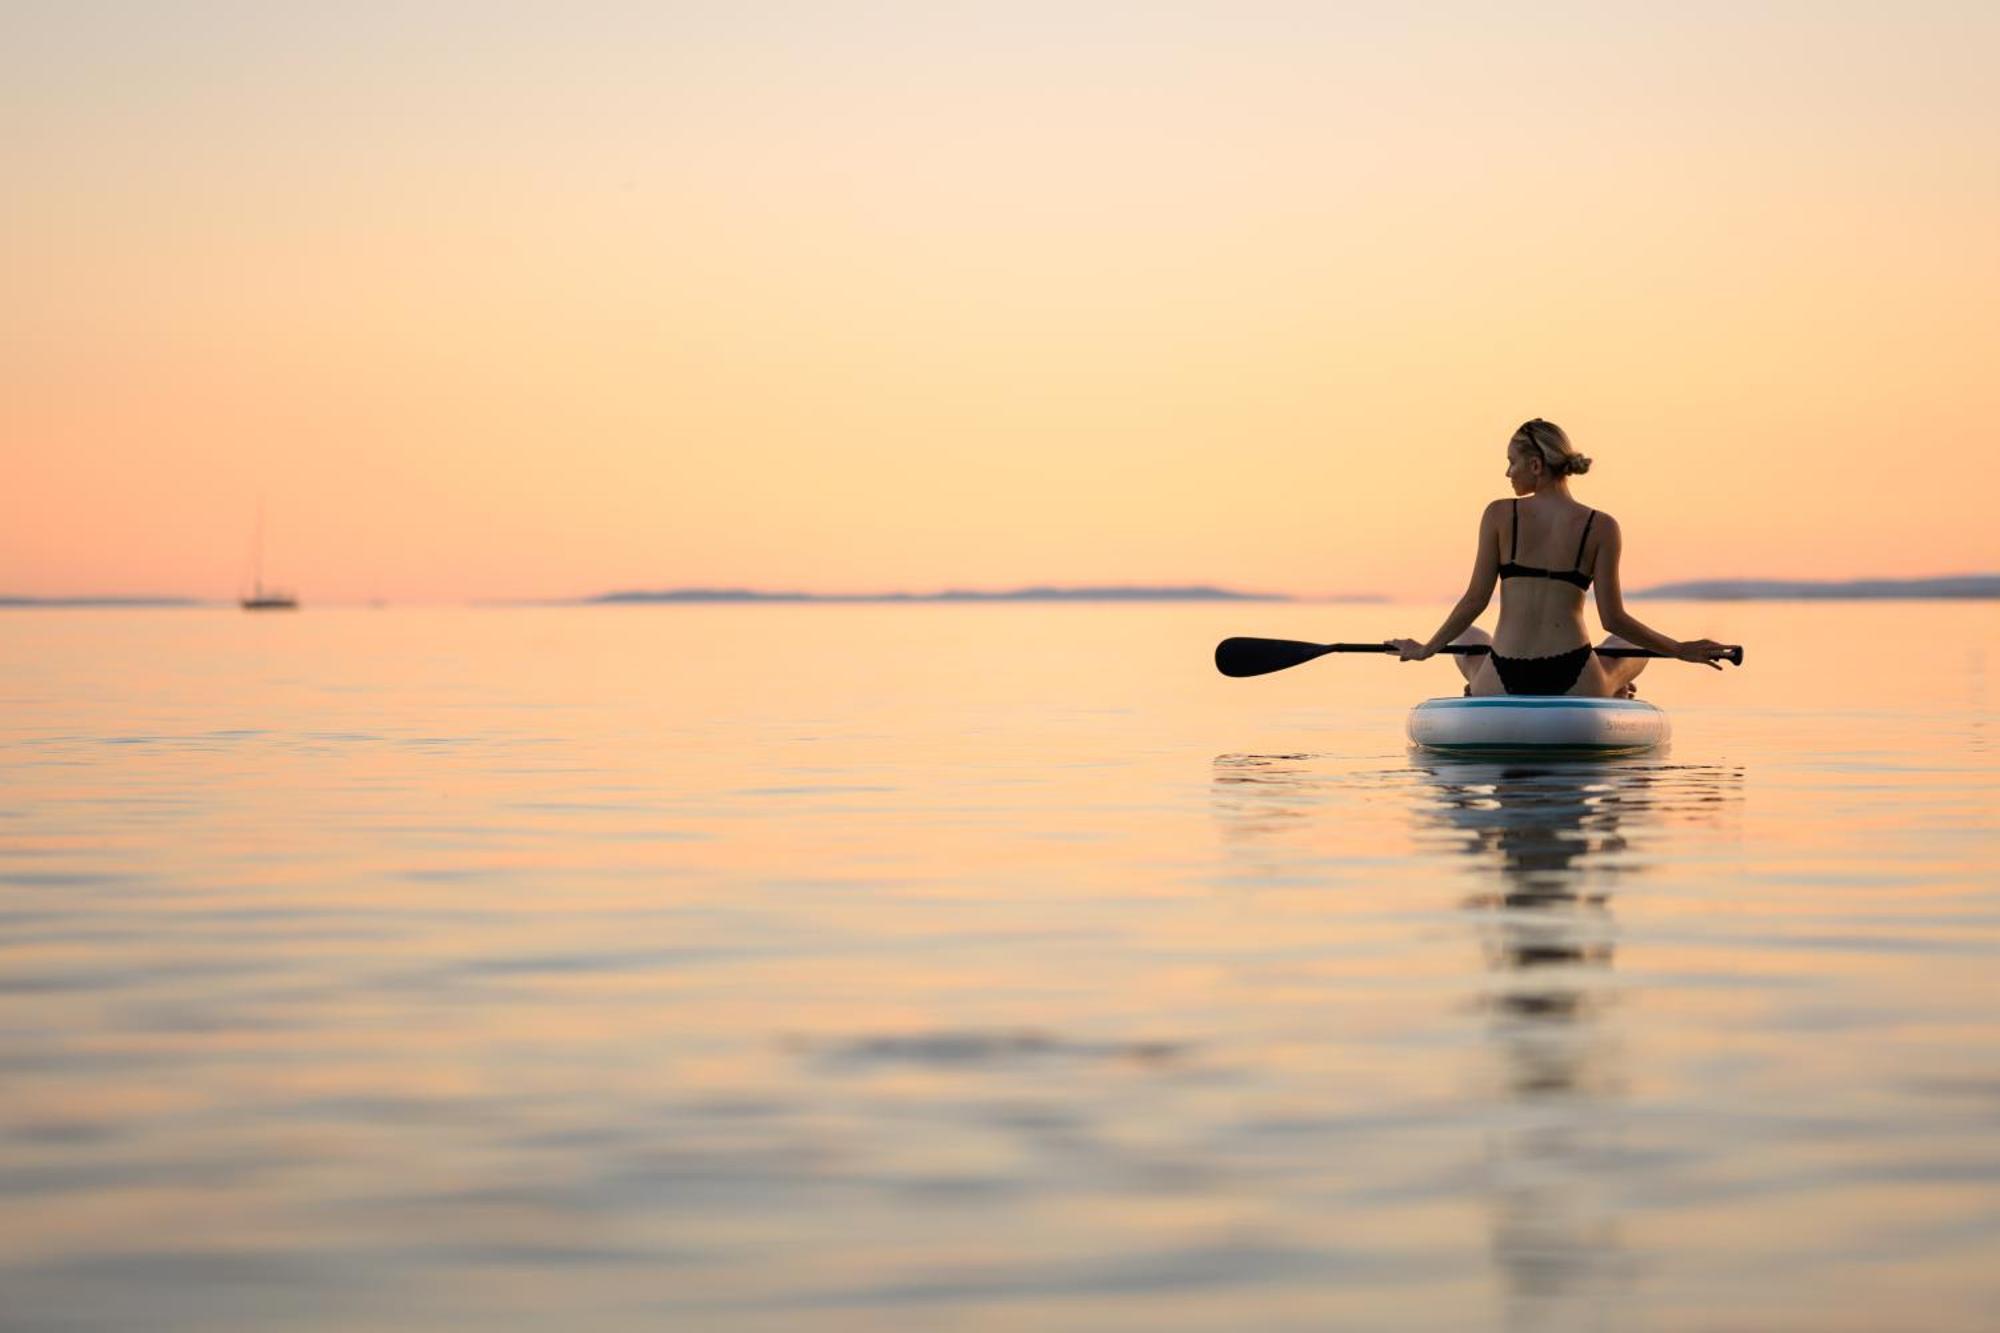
[0,597,204,608]
[12,576,1990,606]
[1633,575,1999,600]
[585,585,1304,604]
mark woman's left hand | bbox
[1676,638,1732,670]
[1389,638,1434,661]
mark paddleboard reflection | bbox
[1425,757,1744,1332]
[1210,752,1744,1331]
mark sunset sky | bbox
[7,2,1996,602]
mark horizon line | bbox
[4,573,1998,607]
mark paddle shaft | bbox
[1213,635,1744,678]
[1333,641,1741,663]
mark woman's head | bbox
[1506,418,1592,494]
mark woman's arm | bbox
[1394,503,1501,659]
[1591,515,1718,658]
[1592,516,1683,653]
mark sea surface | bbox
[1,601,1995,1332]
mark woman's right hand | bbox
[1390,638,1434,661]
[1676,638,1732,669]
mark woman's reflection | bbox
[1418,757,1741,1332]
[1210,751,1742,1332]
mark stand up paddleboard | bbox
[1405,695,1669,757]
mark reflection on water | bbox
[1427,762,1634,1329]
[1425,759,1740,1333]
[1214,752,1745,1332]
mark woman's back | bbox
[1492,494,1600,658]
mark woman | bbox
[1390,419,1731,696]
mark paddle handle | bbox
[1333,641,1743,666]
[1603,644,1743,665]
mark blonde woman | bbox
[1390,419,1732,696]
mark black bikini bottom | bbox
[1490,643,1593,696]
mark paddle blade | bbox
[1214,637,1333,678]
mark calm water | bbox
[2,602,1995,1331]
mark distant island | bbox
[1634,575,1999,600]
[586,585,1301,604]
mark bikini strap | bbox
[1509,500,1520,561]
[1573,509,1596,571]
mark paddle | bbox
[1215,637,1744,678]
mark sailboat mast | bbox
[240,496,297,610]
[251,498,265,599]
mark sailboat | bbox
[240,501,299,611]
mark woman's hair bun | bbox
[1515,418,1591,477]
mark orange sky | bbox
[6,4,1997,602]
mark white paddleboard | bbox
[1407,696,1669,757]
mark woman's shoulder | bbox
[1583,508,1622,556]
[1475,497,1514,537]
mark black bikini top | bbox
[1499,500,1595,590]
